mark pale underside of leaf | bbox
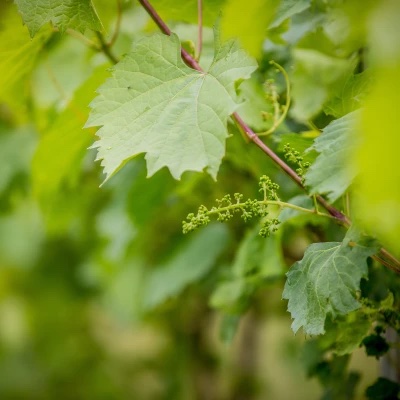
[304,111,359,202]
[86,32,257,181]
[282,240,374,335]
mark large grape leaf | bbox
[304,111,359,202]
[282,239,375,336]
[14,0,102,37]
[86,32,257,181]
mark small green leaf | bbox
[304,111,359,202]
[283,238,375,335]
[86,32,257,181]
[14,0,102,37]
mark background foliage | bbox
[0,0,400,399]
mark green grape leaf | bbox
[142,224,229,310]
[86,32,257,181]
[14,0,102,37]
[282,239,375,335]
[322,311,371,356]
[304,111,359,202]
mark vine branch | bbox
[136,0,400,274]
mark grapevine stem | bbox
[137,0,400,274]
[196,0,203,60]
[138,0,203,70]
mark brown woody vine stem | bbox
[137,0,400,274]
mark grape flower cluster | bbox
[182,175,281,238]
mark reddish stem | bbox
[137,0,399,273]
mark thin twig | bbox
[65,28,100,49]
[138,0,203,71]
[196,0,203,60]
[137,0,400,273]
[108,0,123,47]
[260,61,291,136]
[95,31,119,64]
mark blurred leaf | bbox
[270,0,310,29]
[0,200,44,268]
[32,65,109,201]
[324,71,373,118]
[354,0,400,258]
[365,378,400,400]
[127,163,175,227]
[362,334,389,359]
[0,126,36,195]
[32,36,98,110]
[142,224,229,310]
[305,111,359,202]
[219,313,241,343]
[210,227,283,313]
[283,237,375,335]
[236,74,273,132]
[14,0,102,37]
[232,226,284,278]
[291,49,356,121]
[86,32,257,181]
[210,279,247,313]
[221,0,279,58]
[0,6,50,112]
